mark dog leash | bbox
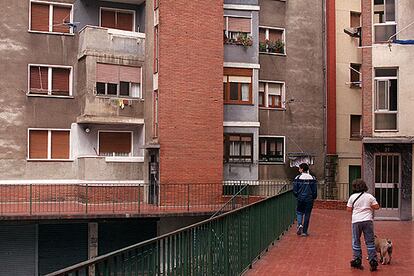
[352,192,364,208]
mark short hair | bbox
[352,179,368,193]
[299,163,309,172]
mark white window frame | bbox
[27,128,72,161]
[258,80,286,109]
[99,7,137,32]
[97,130,134,157]
[29,0,74,35]
[259,135,286,164]
[27,64,73,98]
[223,14,253,39]
[374,72,398,132]
[373,0,397,43]
[259,26,286,55]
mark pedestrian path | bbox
[244,209,414,276]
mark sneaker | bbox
[369,259,378,272]
[350,258,363,270]
[296,225,303,235]
[301,233,309,237]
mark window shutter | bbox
[227,17,251,33]
[51,131,70,159]
[117,12,134,31]
[101,10,116,29]
[96,63,120,83]
[53,6,71,33]
[119,66,141,83]
[269,29,283,41]
[259,28,266,43]
[52,68,70,96]
[31,3,49,32]
[99,132,132,155]
[268,83,281,95]
[30,66,49,94]
[29,130,48,159]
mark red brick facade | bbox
[157,0,224,188]
[314,199,347,210]
[361,0,373,137]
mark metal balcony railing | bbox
[46,189,295,276]
[0,181,291,218]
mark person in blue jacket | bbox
[293,163,317,237]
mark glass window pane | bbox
[376,81,388,110]
[389,79,398,111]
[385,0,395,21]
[241,83,249,101]
[381,155,388,183]
[374,24,396,43]
[96,82,106,95]
[375,113,397,130]
[119,81,130,96]
[230,83,239,100]
[107,83,117,95]
[259,92,264,106]
[375,68,397,77]
[387,156,393,183]
[131,83,140,98]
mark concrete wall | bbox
[258,0,325,180]
[74,0,146,32]
[336,0,362,187]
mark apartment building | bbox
[258,0,325,181]
[327,0,363,198]
[360,0,413,220]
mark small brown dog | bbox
[375,235,393,265]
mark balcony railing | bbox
[0,181,291,219]
[46,189,296,276]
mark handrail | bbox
[210,183,249,218]
[45,188,295,276]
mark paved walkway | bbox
[245,209,414,276]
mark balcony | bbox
[78,26,145,60]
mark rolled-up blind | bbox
[101,10,116,29]
[29,130,48,159]
[99,132,132,155]
[30,66,49,94]
[269,29,283,41]
[259,28,266,43]
[53,6,71,33]
[31,3,49,32]
[228,17,251,33]
[119,66,141,83]
[52,68,70,95]
[51,131,70,159]
[117,12,134,31]
[268,83,281,95]
[96,63,119,83]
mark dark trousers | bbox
[352,220,377,261]
[296,200,313,234]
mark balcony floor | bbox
[245,209,414,275]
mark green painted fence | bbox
[46,190,295,276]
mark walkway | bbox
[245,209,414,276]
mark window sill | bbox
[224,102,254,106]
[350,137,362,141]
[28,30,74,36]
[259,52,286,56]
[27,159,74,162]
[259,107,286,111]
[95,95,144,101]
[259,162,285,165]
[105,156,144,163]
[27,93,74,99]
[373,130,399,132]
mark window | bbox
[98,131,132,157]
[259,27,285,54]
[224,134,253,163]
[30,1,73,34]
[259,137,284,163]
[350,63,361,88]
[350,115,362,139]
[153,90,159,138]
[374,0,396,43]
[223,16,252,45]
[96,63,142,98]
[29,65,71,96]
[350,12,361,28]
[28,129,70,160]
[100,8,135,32]
[223,68,252,104]
[374,68,398,131]
[154,25,159,73]
[259,81,284,109]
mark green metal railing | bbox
[46,190,295,276]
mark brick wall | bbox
[314,199,347,210]
[361,0,373,136]
[157,1,224,196]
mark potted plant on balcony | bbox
[268,39,285,54]
[259,42,267,52]
[236,33,253,47]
